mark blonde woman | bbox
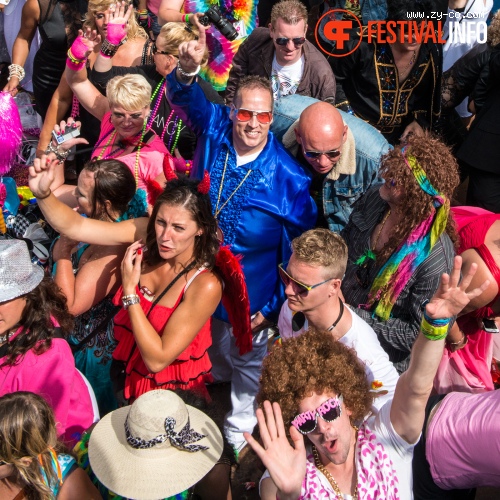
[48,73,169,205]
[89,3,223,162]
[0,392,100,499]
[36,0,154,181]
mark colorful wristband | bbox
[423,310,450,327]
[185,13,190,24]
[420,315,449,341]
[69,36,88,61]
[66,58,86,71]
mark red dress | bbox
[112,272,213,401]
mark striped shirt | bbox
[341,188,456,373]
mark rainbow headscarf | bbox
[367,146,450,321]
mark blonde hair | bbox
[106,74,151,110]
[270,0,308,28]
[158,22,209,67]
[0,392,64,500]
[291,228,348,279]
[84,0,147,41]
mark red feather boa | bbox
[216,246,253,355]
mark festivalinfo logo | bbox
[315,9,488,57]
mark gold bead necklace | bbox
[312,445,358,499]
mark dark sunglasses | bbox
[152,43,170,55]
[291,395,343,434]
[278,262,333,296]
[275,37,306,47]
[303,148,342,161]
[232,107,273,124]
[0,460,8,466]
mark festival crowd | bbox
[0,0,499,498]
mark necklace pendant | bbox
[140,285,155,302]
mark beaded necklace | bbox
[94,122,147,188]
[146,78,183,154]
[96,130,122,160]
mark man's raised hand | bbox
[177,15,207,74]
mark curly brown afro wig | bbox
[377,131,460,264]
[257,329,372,429]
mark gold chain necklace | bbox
[397,50,417,81]
[371,209,391,251]
[312,445,358,499]
[214,150,252,219]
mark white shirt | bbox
[271,54,304,100]
[277,301,399,410]
[261,401,416,499]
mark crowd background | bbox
[1,0,500,498]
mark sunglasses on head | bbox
[232,107,273,124]
[292,395,343,434]
[303,148,342,161]
[0,460,8,466]
[152,42,170,55]
[275,37,306,47]
[278,262,333,296]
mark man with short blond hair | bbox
[277,228,399,410]
[225,0,335,106]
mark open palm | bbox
[426,256,490,320]
[244,401,306,498]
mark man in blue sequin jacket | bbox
[167,19,317,451]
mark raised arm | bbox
[92,1,132,75]
[158,0,203,25]
[29,155,147,244]
[119,241,223,372]
[66,29,109,121]
[3,0,39,96]
[390,256,490,444]
[37,71,74,157]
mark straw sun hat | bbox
[0,240,44,303]
[89,390,224,500]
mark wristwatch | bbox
[122,294,140,309]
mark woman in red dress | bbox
[112,176,223,403]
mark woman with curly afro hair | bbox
[341,131,459,373]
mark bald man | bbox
[282,101,390,232]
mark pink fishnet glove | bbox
[66,59,86,71]
[70,36,89,60]
[107,23,127,44]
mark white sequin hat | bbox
[0,240,44,303]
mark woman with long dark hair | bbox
[29,154,252,406]
[0,240,97,445]
[52,158,146,415]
